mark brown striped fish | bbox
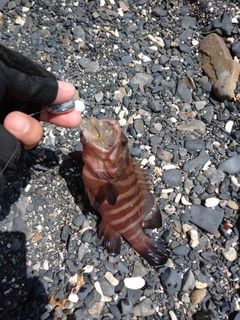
[70,116,169,266]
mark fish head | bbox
[80,116,129,179]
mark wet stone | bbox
[193,309,220,320]
[172,245,190,256]
[119,299,133,315]
[190,288,207,304]
[183,150,211,172]
[61,224,69,242]
[184,139,206,153]
[132,298,156,317]
[162,169,183,187]
[161,268,182,296]
[218,155,240,174]
[182,269,195,293]
[186,205,224,234]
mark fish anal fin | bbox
[98,220,121,255]
[131,158,162,229]
[142,200,162,229]
[69,151,84,168]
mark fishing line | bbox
[0,99,85,181]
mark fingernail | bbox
[58,81,74,92]
[12,113,30,133]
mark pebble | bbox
[190,289,207,304]
[195,281,208,289]
[124,277,145,290]
[205,197,220,208]
[1,1,240,319]
[188,229,199,248]
[162,169,183,187]
[187,205,224,234]
[161,268,182,296]
[222,247,237,261]
[193,309,220,320]
[119,299,133,315]
[182,269,195,293]
[172,245,190,256]
[177,119,206,136]
[104,271,119,286]
[132,298,156,317]
[218,155,240,174]
[226,200,239,210]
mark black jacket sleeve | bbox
[0,43,59,193]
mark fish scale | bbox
[70,116,170,266]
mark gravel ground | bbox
[0,1,240,319]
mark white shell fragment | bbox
[225,120,234,133]
[124,277,145,290]
[75,100,85,113]
[68,293,79,303]
[105,271,119,286]
[205,197,220,208]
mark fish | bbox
[70,116,169,266]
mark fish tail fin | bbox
[132,235,170,266]
[98,220,121,256]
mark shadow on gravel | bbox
[0,232,49,320]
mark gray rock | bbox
[130,147,141,157]
[161,268,182,295]
[79,57,91,68]
[172,245,190,256]
[132,298,156,317]
[132,261,149,278]
[134,119,144,134]
[180,16,197,28]
[162,169,182,187]
[99,278,115,296]
[78,243,87,261]
[203,168,225,185]
[131,73,153,86]
[61,224,69,242]
[148,100,163,112]
[119,299,133,315]
[78,284,93,300]
[157,149,173,162]
[183,150,211,172]
[122,55,133,66]
[193,309,220,320]
[177,119,206,136]
[182,269,195,293]
[231,41,240,58]
[13,217,27,232]
[184,139,206,153]
[187,205,224,234]
[176,80,192,102]
[218,155,240,174]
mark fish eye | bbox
[122,139,127,146]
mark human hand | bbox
[4,81,82,150]
[0,43,82,192]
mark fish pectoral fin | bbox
[103,182,119,206]
[98,220,121,255]
[142,200,162,229]
[69,151,84,167]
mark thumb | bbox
[4,111,43,150]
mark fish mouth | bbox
[80,116,121,152]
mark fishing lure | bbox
[71,116,169,266]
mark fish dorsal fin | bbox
[131,158,162,229]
